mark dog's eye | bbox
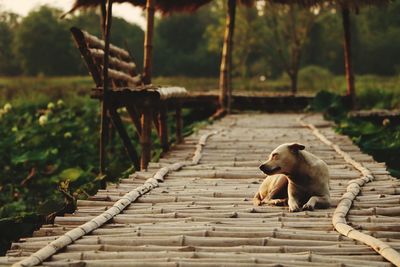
[272,153,279,160]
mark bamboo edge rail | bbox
[298,114,400,267]
[11,126,226,267]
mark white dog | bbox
[254,143,330,212]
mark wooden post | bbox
[219,0,237,113]
[100,1,106,39]
[99,0,113,178]
[342,6,356,107]
[157,104,169,152]
[109,104,140,170]
[175,102,183,144]
[126,105,142,136]
[143,0,155,85]
[140,102,152,170]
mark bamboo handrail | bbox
[11,128,223,267]
[298,114,400,267]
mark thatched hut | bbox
[271,0,391,106]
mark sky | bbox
[0,0,146,28]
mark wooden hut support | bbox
[108,104,140,170]
[126,105,142,136]
[158,104,169,152]
[143,0,155,85]
[219,0,237,113]
[175,103,183,143]
[100,1,106,39]
[99,0,113,178]
[341,6,356,107]
[140,104,153,170]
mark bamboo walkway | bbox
[2,113,400,267]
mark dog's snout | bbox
[259,164,268,173]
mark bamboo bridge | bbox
[2,112,400,266]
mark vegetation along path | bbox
[2,113,400,267]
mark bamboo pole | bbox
[159,104,169,152]
[11,123,221,267]
[143,0,155,85]
[140,104,152,170]
[108,104,140,170]
[175,102,183,143]
[99,0,113,180]
[298,115,400,267]
[100,1,106,39]
[219,0,237,113]
[341,6,356,107]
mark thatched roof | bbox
[63,0,252,17]
[271,0,390,9]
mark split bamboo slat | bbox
[2,113,400,267]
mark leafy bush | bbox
[298,65,333,91]
[356,88,397,110]
[0,98,213,255]
[0,100,102,220]
[310,90,400,179]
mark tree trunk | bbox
[342,6,356,107]
[143,0,155,85]
[219,0,237,113]
[289,72,298,95]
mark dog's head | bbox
[259,143,305,175]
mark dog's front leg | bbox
[287,184,301,212]
[302,195,331,210]
[253,192,263,206]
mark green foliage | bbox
[13,6,80,76]
[298,65,333,91]
[0,6,144,77]
[0,101,100,218]
[310,90,400,179]
[0,92,213,255]
[337,118,400,178]
[153,6,219,77]
[1,3,400,78]
[0,12,21,75]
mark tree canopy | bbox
[0,2,399,77]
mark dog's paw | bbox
[253,198,262,206]
[288,203,301,212]
[302,203,315,211]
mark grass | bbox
[1,74,399,107]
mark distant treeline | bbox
[0,2,399,78]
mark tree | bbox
[153,6,220,77]
[0,12,21,75]
[262,3,317,94]
[13,6,80,76]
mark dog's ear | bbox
[288,143,305,153]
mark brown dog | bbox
[254,143,330,212]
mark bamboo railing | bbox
[299,114,400,266]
